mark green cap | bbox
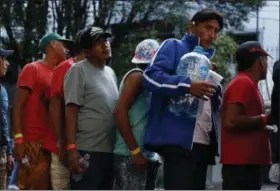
[39,33,73,53]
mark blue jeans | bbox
[9,162,19,186]
[70,151,114,190]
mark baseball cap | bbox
[132,39,160,64]
[39,33,73,53]
[79,27,112,49]
[74,29,85,46]
[0,48,14,57]
[191,9,223,30]
[72,29,86,53]
[236,41,272,63]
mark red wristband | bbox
[261,114,268,127]
[66,144,76,151]
[15,138,24,144]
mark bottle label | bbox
[199,66,208,80]
[168,53,210,116]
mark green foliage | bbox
[212,33,238,83]
[0,0,265,83]
[205,0,265,30]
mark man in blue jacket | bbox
[143,9,223,190]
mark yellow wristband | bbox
[15,133,23,139]
[131,148,141,156]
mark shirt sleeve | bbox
[17,64,37,90]
[0,87,12,155]
[64,65,85,106]
[143,39,191,96]
[226,78,253,107]
[50,65,67,99]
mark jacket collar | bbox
[182,33,215,59]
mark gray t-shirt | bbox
[64,59,119,153]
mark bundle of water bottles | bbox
[168,45,223,117]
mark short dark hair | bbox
[236,57,261,72]
[72,28,86,54]
[191,9,223,30]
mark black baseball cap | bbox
[72,29,86,53]
[191,9,223,30]
[0,48,14,57]
[79,27,112,49]
[236,41,272,71]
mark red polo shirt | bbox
[43,58,75,154]
[220,73,271,165]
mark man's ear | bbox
[83,49,91,57]
[49,40,57,49]
[188,22,195,34]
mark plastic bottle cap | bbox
[84,154,90,160]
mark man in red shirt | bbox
[13,33,72,190]
[221,41,275,190]
[46,29,86,190]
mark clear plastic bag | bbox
[269,163,279,183]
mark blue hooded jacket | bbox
[143,34,221,151]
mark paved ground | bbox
[207,182,278,190]
[262,184,278,190]
[157,184,278,190]
[208,163,278,190]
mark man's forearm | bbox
[228,115,263,132]
[13,88,30,135]
[49,97,64,142]
[115,110,139,151]
[65,104,79,145]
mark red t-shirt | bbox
[49,58,75,99]
[43,58,75,154]
[220,73,271,165]
[17,61,54,142]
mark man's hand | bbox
[7,155,14,171]
[67,149,81,174]
[190,81,216,100]
[14,144,24,161]
[266,111,276,125]
[131,152,148,172]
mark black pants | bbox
[145,161,160,190]
[70,151,114,190]
[222,164,262,190]
[159,144,214,190]
[187,143,215,190]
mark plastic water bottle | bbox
[21,155,30,167]
[72,154,90,182]
[169,46,211,116]
[269,163,279,183]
